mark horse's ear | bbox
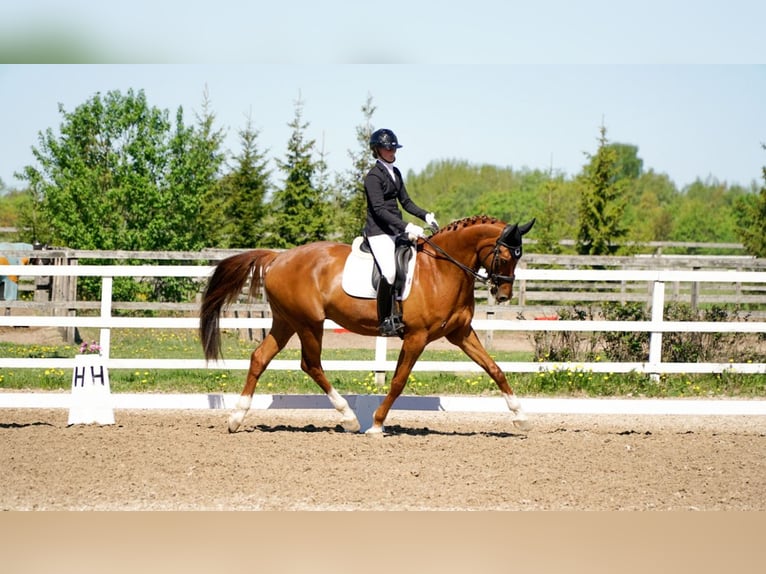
[519,219,535,235]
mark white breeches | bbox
[367,234,397,284]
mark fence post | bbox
[374,336,387,386]
[517,261,527,305]
[648,280,665,381]
[690,266,700,311]
[484,307,495,349]
[100,276,113,360]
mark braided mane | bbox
[433,215,505,237]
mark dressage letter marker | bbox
[67,355,114,425]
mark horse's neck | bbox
[435,226,495,268]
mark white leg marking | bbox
[328,388,360,433]
[228,395,252,433]
[504,393,531,431]
[364,424,385,436]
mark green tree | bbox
[610,143,643,181]
[164,89,225,251]
[670,178,743,248]
[15,88,225,299]
[217,114,271,248]
[17,89,170,249]
[264,95,328,248]
[333,94,376,243]
[734,144,766,256]
[576,125,628,255]
[534,172,572,254]
[0,189,22,227]
[621,170,678,244]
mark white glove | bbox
[425,212,439,231]
[404,222,425,241]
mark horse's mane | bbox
[433,215,505,237]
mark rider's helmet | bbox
[369,128,402,158]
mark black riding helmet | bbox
[369,128,402,158]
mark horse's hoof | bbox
[228,413,244,433]
[513,417,532,432]
[341,418,361,433]
[364,425,385,437]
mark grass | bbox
[1,328,764,398]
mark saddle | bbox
[360,235,414,292]
[341,236,417,300]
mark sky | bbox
[1,2,765,192]
[1,65,764,192]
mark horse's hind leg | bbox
[297,324,360,433]
[228,319,295,433]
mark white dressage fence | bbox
[1,264,765,377]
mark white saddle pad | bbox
[341,237,416,300]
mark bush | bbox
[531,305,597,362]
[601,301,649,362]
[662,303,756,363]
[532,302,762,364]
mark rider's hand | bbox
[425,212,439,231]
[405,223,425,241]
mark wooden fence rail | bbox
[1,264,765,377]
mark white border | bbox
[1,393,765,416]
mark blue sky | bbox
[1,1,764,64]
[1,2,764,191]
[1,65,764,192]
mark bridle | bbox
[480,239,522,288]
[420,229,522,291]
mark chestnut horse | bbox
[200,215,535,434]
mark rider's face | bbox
[377,146,397,163]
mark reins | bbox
[421,234,488,283]
[420,229,522,288]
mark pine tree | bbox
[576,125,628,255]
[536,171,564,254]
[165,87,225,252]
[217,114,271,248]
[265,95,328,248]
[333,94,376,243]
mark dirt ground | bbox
[1,407,764,510]
[2,325,765,511]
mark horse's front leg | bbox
[366,334,427,435]
[447,328,531,431]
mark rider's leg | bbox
[367,234,403,337]
[375,277,403,337]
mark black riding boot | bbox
[376,278,404,338]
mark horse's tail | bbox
[200,249,279,362]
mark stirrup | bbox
[378,316,405,338]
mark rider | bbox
[363,128,438,337]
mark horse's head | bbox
[486,219,535,303]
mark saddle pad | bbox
[341,237,416,300]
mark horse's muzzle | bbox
[490,274,515,303]
[494,291,511,303]
[491,283,513,303]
